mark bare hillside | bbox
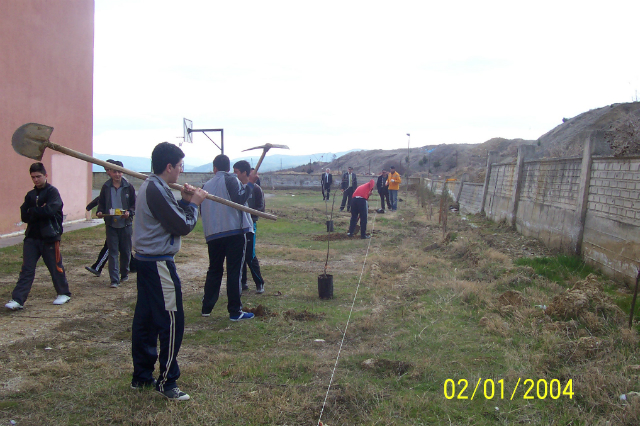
[290,102,640,182]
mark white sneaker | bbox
[5,300,24,310]
[53,295,71,305]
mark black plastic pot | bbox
[326,220,334,232]
[318,274,334,299]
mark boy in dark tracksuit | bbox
[237,165,265,294]
[131,143,207,401]
[5,162,71,310]
[97,160,136,288]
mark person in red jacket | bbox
[347,179,375,239]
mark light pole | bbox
[406,133,411,174]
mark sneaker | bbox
[346,233,352,237]
[201,312,211,317]
[53,295,71,305]
[230,312,255,321]
[131,379,157,389]
[85,266,101,277]
[110,282,119,288]
[256,285,265,294]
[339,208,344,212]
[241,284,249,291]
[120,275,129,282]
[5,300,23,310]
[156,387,190,401]
[361,235,371,239]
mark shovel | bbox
[242,143,289,173]
[12,123,277,221]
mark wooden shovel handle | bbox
[46,141,277,221]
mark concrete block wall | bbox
[582,157,640,284]
[521,159,581,208]
[458,183,484,214]
[484,163,515,222]
[514,158,583,252]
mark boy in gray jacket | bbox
[131,142,207,401]
[96,159,135,288]
[200,155,259,321]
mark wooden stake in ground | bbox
[629,268,640,329]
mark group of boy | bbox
[5,144,267,401]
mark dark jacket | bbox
[248,184,265,223]
[97,177,136,227]
[341,172,357,190]
[321,172,333,189]
[21,183,64,242]
[376,175,389,194]
[86,196,99,211]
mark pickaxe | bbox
[242,143,289,173]
[11,123,277,221]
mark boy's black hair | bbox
[233,160,251,176]
[29,162,47,175]
[105,159,124,170]
[213,155,230,172]
[151,142,184,174]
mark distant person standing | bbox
[96,160,136,288]
[321,168,333,201]
[376,169,391,211]
[347,179,375,239]
[339,166,357,212]
[386,166,401,211]
[5,162,71,310]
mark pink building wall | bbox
[0,0,94,235]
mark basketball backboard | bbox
[182,118,193,146]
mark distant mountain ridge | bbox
[92,150,360,173]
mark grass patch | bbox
[1,190,638,425]
[514,254,598,285]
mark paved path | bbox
[0,219,103,249]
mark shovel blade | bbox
[12,123,54,161]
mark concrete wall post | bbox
[455,173,468,203]
[573,132,596,255]
[480,151,499,214]
[508,145,536,226]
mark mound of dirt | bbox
[545,274,625,323]
[497,290,525,307]
[244,305,274,317]
[361,358,413,376]
[282,309,325,321]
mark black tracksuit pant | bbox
[131,259,184,391]
[202,233,246,316]
[348,197,368,238]
[12,238,71,305]
[91,241,137,274]
[378,190,391,210]
[242,224,264,288]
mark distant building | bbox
[1,1,94,235]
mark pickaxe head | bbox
[12,123,54,161]
[241,143,289,153]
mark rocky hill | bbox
[291,102,640,183]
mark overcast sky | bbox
[93,0,640,167]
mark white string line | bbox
[317,210,377,426]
